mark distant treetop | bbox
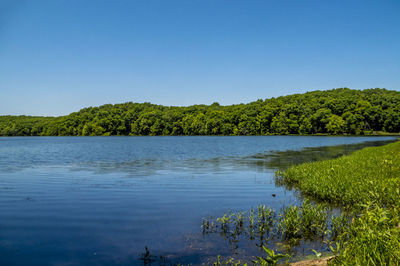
[1,88,399,136]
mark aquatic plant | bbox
[139,246,156,265]
[212,246,289,266]
[213,255,244,266]
[203,199,400,264]
[201,217,215,234]
[257,206,275,230]
[202,201,342,257]
[334,205,400,265]
[330,214,348,239]
[277,141,400,265]
[234,212,244,229]
[277,205,301,239]
[249,208,255,228]
[217,212,233,233]
[300,200,329,237]
[252,246,289,265]
[311,249,322,258]
[276,141,400,209]
[205,142,400,265]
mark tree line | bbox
[1,88,400,136]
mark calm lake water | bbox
[0,136,397,265]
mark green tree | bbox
[326,115,345,134]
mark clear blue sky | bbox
[1,0,399,116]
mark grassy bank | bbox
[276,141,400,209]
[210,141,400,265]
[277,141,400,265]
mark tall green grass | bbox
[209,141,400,265]
[332,205,400,265]
[276,141,400,209]
[277,141,400,265]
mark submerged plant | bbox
[139,246,156,265]
[213,255,245,266]
[201,217,215,234]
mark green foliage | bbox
[326,114,345,134]
[208,141,400,265]
[257,205,275,235]
[203,201,351,251]
[332,205,400,265]
[213,255,246,266]
[212,246,288,266]
[1,88,400,136]
[277,141,400,265]
[217,212,234,232]
[277,201,329,240]
[299,200,329,236]
[277,205,302,239]
[330,214,348,239]
[253,246,289,265]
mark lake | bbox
[0,136,396,265]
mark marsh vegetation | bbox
[206,140,400,265]
[202,201,349,264]
[277,141,400,265]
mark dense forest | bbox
[1,88,400,136]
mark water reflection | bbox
[72,139,396,176]
[246,139,396,170]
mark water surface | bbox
[0,136,396,265]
